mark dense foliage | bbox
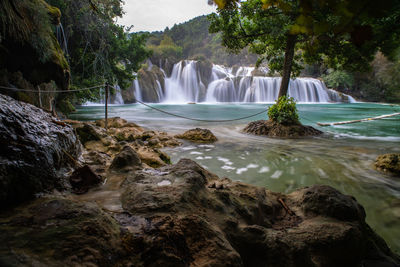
[268,95,299,125]
[47,0,150,103]
[322,53,400,103]
[209,0,400,98]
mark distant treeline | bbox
[144,15,257,67]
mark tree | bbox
[209,0,400,98]
[47,0,151,102]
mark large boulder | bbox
[118,159,400,266]
[374,153,400,176]
[0,94,80,209]
[0,197,123,266]
[243,120,323,138]
[175,128,218,143]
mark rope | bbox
[0,84,104,93]
[134,98,267,122]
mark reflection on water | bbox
[69,103,400,252]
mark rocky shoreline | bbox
[1,94,399,266]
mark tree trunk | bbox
[278,34,297,98]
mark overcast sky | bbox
[116,0,217,32]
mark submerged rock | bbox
[175,128,218,143]
[0,94,80,209]
[375,153,400,176]
[243,120,323,138]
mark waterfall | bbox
[133,79,142,102]
[55,23,69,56]
[115,60,355,104]
[113,85,124,104]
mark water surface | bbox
[70,103,400,252]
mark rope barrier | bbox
[0,84,104,93]
[133,98,267,122]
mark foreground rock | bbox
[243,120,323,138]
[0,197,123,266]
[0,94,80,209]
[175,128,218,143]
[1,159,399,266]
[375,153,400,176]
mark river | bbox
[69,102,400,253]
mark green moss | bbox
[57,98,75,114]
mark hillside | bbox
[146,15,258,67]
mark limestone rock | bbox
[117,159,399,267]
[1,158,399,266]
[110,146,142,171]
[69,165,102,194]
[0,94,80,210]
[136,147,170,168]
[0,198,122,266]
[75,123,104,144]
[175,128,218,143]
[375,153,400,176]
[292,185,366,221]
[243,120,323,138]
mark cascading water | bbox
[124,60,356,104]
[113,85,124,104]
[55,23,69,56]
[133,79,142,102]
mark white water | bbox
[127,60,355,104]
[113,85,124,104]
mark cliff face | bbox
[0,0,69,111]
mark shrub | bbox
[322,70,354,89]
[268,95,300,125]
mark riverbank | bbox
[1,94,400,266]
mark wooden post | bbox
[37,86,42,108]
[105,83,108,130]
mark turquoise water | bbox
[70,103,400,252]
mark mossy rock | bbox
[374,153,400,176]
[175,128,218,143]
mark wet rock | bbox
[69,165,102,194]
[95,117,138,129]
[175,128,218,143]
[110,146,142,171]
[1,156,399,266]
[136,147,169,168]
[0,94,80,210]
[375,153,400,176]
[118,159,399,267]
[292,185,366,221]
[75,122,104,144]
[243,120,323,138]
[0,197,122,266]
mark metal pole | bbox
[105,83,108,130]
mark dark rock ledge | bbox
[243,120,323,138]
[0,93,399,267]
